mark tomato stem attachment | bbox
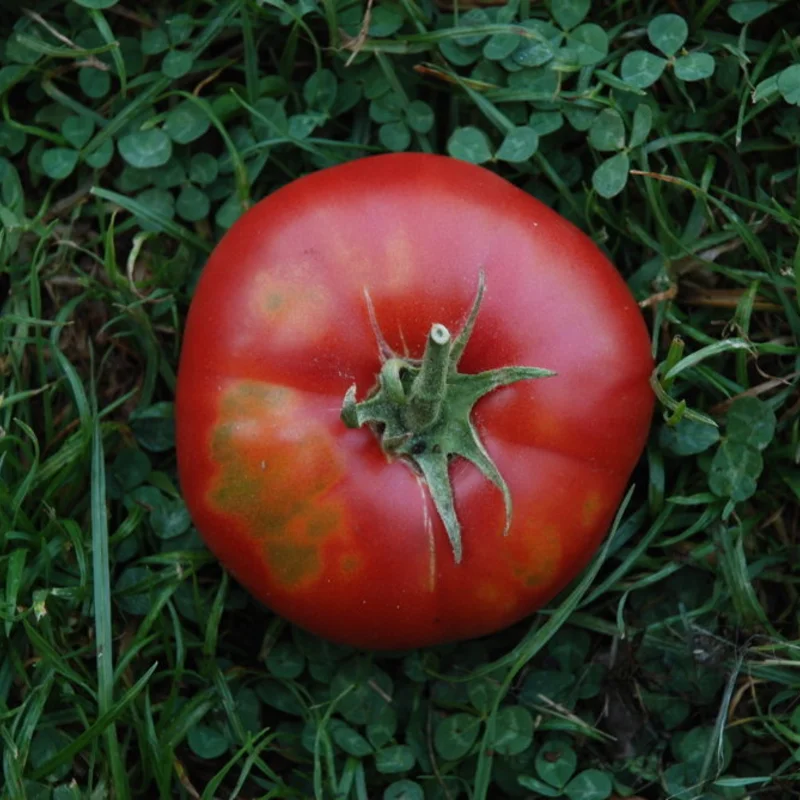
[341,271,556,564]
[405,324,451,430]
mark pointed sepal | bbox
[413,450,463,563]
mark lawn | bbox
[2,1,800,798]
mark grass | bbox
[1,0,800,798]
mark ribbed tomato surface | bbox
[176,154,653,650]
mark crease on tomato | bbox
[208,381,349,589]
[414,470,437,594]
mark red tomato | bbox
[176,153,653,650]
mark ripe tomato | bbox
[176,153,653,650]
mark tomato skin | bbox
[176,153,654,650]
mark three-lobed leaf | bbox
[366,705,397,749]
[166,13,195,45]
[550,0,590,30]
[150,497,191,539]
[535,738,577,789]
[512,20,562,67]
[621,51,667,89]
[592,152,630,198]
[726,396,776,450]
[447,126,493,164]
[529,111,564,136]
[588,109,625,151]
[118,129,172,169]
[496,126,539,163]
[629,103,654,147]
[304,69,338,111]
[434,713,480,760]
[141,28,170,55]
[728,1,777,23]
[62,117,95,149]
[332,723,374,758]
[161,50,194,78]
[484,33,520,62]
[778,65,800,106]
[660,417,720,456]
[41,148,79,179]
[374,745,415,774]
[189,153,219,185]
[406,100,434,134]
[454,9,490,47]
[130,402,175,451]
[560,23,608,67]
[709,397,775,502]
[164,101,210,144]
[490,706,534,756]
[368,5,405,37]
[383,780,424,800]
[674,52,715,81]
[564,769,613,800]
[380,121,411,152]
[519,775,562,796]
[79,66,111,98]
[709,441,763,502]
[187,723,230,760]
[648,13,688,56]
[265,642,305,679]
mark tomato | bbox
[175,153,654,650]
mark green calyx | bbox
[341,272,555,564]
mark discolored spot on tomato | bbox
[581,490,607,529]
[339,553,363,577]
[306,507,341,539]
[265,292,284,311]
[341,554,359,571]
[383,231,415,290]
[221,381,290,417]
[253,274,331,343]
[265,541,320,586]
[259,500,345,585]
[326,229,373,284]
[207,381,348,588]
[210,468,263,518]
[476,582,518,614]
[511,520,561,590]
[534,411,562,440]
